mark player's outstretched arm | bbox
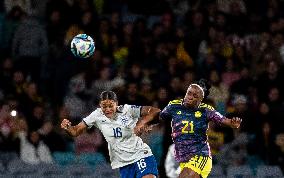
[61,119,87,137]
[221,117,242,129]
[134,106,161,135]
[140,106,161,123]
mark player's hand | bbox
[134,120,152,136]
[231,117,242,128]
[61,119,72,130]
[134,122,145,136]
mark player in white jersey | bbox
[61,91,160,178]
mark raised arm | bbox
[140,106,161,124]
[134,106,161,135]
[220,117,242,129]
[61,119,87,137]
[206,108,242,129]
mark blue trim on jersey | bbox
[119,155,158,178]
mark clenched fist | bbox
[61,119,72,130]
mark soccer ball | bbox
[70,34,95,58]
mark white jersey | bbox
[83,104,153,169]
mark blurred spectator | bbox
[274,133,284,171]
[265,87,284,133]
[0,102,19,152]
[38,120,67,152]
[120,82,147,105]
[1,6,24,51]
[168,77,183,100]
[256,103,271,129]
[216,131,249,167]
[18,130,53,164]
[8,70,27,97]
[125,63,143,84]
[216,0,246,14]
[207,122,225,156]
[227,94,256,133]
[4,0,31,14]
[208,70,229,114]
[164,144,180,178]
[46,9,67,58]
[91,67,118,102]
[152,87,169,109]
[0,57,14,94]
[181,69,195,92]
[256,60,283,102]
[28,104,45,131]
[79,10,97,36]
[64,72,89,122]
[221,59,240,88]
[64,24,84,46]
[230,66,254,96]
[199,53,222,78]
[140,79,155,103]
[184,11,207,61]
[19,82,43,119]
[166,0,189,17]
[12,15,48,82]
[254,122,277,165]
[74,127,103,154]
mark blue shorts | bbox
[119,155,158,178]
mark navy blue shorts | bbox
[119,155,158,178]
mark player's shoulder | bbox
[118,104,140,112]
[91,108,103,117]
[83,108,102,122]
[168,99,183,106]
[198,103,215,111]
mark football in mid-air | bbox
[70,34,95,58]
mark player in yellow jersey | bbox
[160,79,242,178]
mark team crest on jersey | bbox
[120,116,129,126]
[177,111,182,115]
[194,111,202,118]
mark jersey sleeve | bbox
[82,109,99,128]
[124,104,142,118]
[160,105,172,120]
[205,108,225,125]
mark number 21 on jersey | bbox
[182,121,194,133]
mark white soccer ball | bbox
[70,34,95,58]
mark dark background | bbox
[0,0,284,177]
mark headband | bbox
[190,84,204,98]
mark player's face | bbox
[100,99,118,118]
[184,86,203,108]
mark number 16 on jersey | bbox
[113,127,122,138]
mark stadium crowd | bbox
[0,0,284,177]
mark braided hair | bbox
[100,91,118,102]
